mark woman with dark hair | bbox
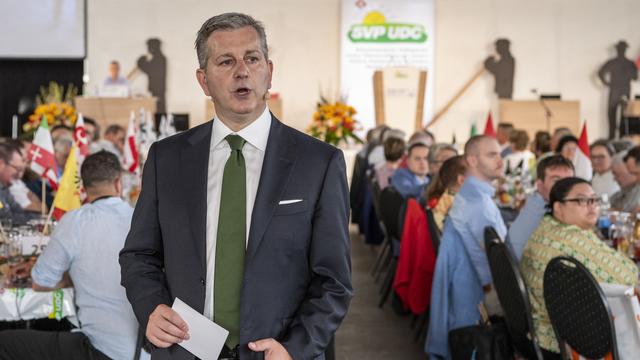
[520,177,637,358]
[555,135,579,161]
[425,155,467,230]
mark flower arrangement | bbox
[23,82,78,139]
[307,96,363,146]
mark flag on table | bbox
[74,113,90,163]
[52,143,82,220]
[470,122,477,137]
[27,116,58,189]
[573,122,593,181]
[158,113,177,140]
[139,110,157,158]
[123,111,139,174]
[484,112,496,138]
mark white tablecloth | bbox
[0,287,75,321]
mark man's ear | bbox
[195,68,211,97]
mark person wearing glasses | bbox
[0,143,35,226]
[520,177,638,358]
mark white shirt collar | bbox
[211,106,271,152]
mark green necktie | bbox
[214,134,246,347]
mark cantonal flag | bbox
[74,113,90,162]
[574,122,593,181]
[27,116,58,189]
[123,111,139,174]
[52,143,82,221]
[484,111,496,138]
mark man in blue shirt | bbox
[390,142,430,199]
[0,151,140,360]
[507,155,574,261]
[426,135,506,359]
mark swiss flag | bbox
[484,112,496,138]
[28,116,58,189]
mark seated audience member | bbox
[390,142,430,199]
[549,127,572,156]
[610,150,640,212]
[496,122,514,157]
[503,129,535,175]
[51,125,74,177]
[368,127,403,168]
[427,143,458,180]
[95,124,126,163]
[531,131,551,158]
[0,143,36,226]
[374,137,405,189]
[84,117,102,153]
[3,140,45,213]
[507,155,574,261]
[0,151,139,360]
[590,140,619,197]
[426,136,506,359]
[610,138,633,154]
[520,177,637,357]
[425,155,467,230]
[397,130,435,169]
[555,135,578,161]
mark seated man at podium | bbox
[100,60,131,97]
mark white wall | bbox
[432,0,640,142]
[85,0,341,129]
[85,0,640,140]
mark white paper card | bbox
[172,297,229,360]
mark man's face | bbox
[468,139,503,181]
[590,145,611,174]
[0,152,24,186]
[84,123,97,143]
[429,148,457,176]
[109,63,120,80]
[496,128,510,145]
[407,146,429,178]
[196,26,273,123]
[105,130,126,153]
[536,166,574,202]
[625,158,640,182]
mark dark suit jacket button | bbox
[200,278,205,285]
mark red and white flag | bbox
[27,116,58,189]
[123,111,139,174]
[74,113,90,163]
[484,111,496,138]
[574,122,592,181]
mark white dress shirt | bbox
[203,106,271,321]
[591,170,620,198]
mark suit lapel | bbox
[181,123,212,275]
[246,115,297,263]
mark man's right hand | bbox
[146,304,190,348]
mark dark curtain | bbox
[0,59,83,137]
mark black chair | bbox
[543,256,619,360]
[484,227,543,360]
[376,186,406,308]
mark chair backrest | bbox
[543,256,619,360]
[425,209,441,253]
[379,186,405,241]
[484,226,543,360]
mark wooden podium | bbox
[75,97,157,133]
[205,97,283,122]
[499,100,580,138]
[624,100,640,117]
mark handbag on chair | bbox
[448,316,514,360]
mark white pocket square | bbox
[278,199,303,205]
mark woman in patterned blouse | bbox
[520,177,638,357]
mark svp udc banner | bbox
[340,0,435,132]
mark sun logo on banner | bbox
[363,11,385,25]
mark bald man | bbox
[426,135,507,359]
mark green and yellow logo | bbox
[348,11,427,43]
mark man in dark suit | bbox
[119,12,353,360]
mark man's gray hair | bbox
[195,13,269,69]
[612,150,629,166]
[428,143,458,163]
